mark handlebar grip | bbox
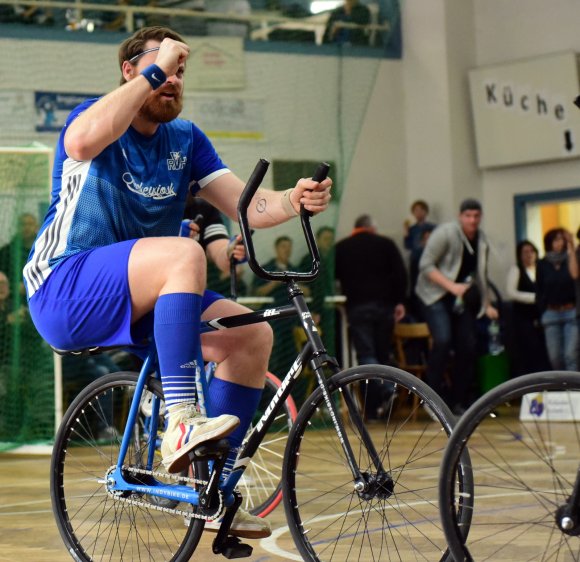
[238,158,270,216]
[301,162,330,218]
[312,162,330,183]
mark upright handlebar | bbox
[237,159,329,283]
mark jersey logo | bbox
[167,151,187,171]
[122,171,177,200]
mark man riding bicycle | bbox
[23,25,332,539]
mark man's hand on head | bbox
[155,38,190,78]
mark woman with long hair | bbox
[536,229,579,370]
[506,240,550,374]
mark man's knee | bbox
[250,322,274,355]
[169,238,206,273]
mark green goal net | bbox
[0,147,55,450]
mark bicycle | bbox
[50,159,472,561]
[439,370,580,561]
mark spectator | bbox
[536,228,579,371]
[404,200,435,255]
[335,214,407,418]
[206,0,251,37]
[404,201,436,320]
[253,236,296,375]
[181,194,247,296]
[253,235,296,375]
[408,224,435,320]
[323,0,370,46]
[169,0,207,36]
[0,213,39,296]
[253,235,295,303]
[298,226,335,347]
[506,240,550,375]
[0,269,54,442]
[415,198,498,416]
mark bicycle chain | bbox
[104,465,225,521]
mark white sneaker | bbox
[161,404,239,473]
[205,508,272,539]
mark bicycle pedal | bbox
[188,438,231,461]
[216,536,253,559]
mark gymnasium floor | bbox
[4,402,579,561]
[0,452,298,561]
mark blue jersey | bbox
[24,98,229,299]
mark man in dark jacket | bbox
[335,214,407,417]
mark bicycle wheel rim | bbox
[50,372,205,562]
[283,364,470,562]
[440,371,580,562]
[242,371,296,517]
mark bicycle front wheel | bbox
[283,364,472,562]
[439,371,580,562]
[50,371,206,562]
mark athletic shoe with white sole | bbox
[205,508,272,539]
[161,404,239,473]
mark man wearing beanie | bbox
[415,198,498,415]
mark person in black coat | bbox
[335,214,407,418]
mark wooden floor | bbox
[3,405,579,561]
[0,451,298,562]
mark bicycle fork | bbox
[291,286,388,495]
[556,465,580,535]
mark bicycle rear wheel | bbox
[439,371,580,562]
[241,371,297,517]
[283,364,472,562]
[50,371,206,562]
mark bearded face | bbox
[139,83,183,123]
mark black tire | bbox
[283,364,472,562]
[439,371,580,562]
[50,371,207,562]
[243,372,297,517]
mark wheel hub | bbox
[358,471,394,501]
[556,505,580,536]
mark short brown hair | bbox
[411,200,429,214]
[118,26,185,84]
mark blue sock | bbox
[154,293,203,412]
[208,378,263,476]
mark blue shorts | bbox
[28,239,224,350]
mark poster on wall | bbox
[469,51,580,168]
[35,91,102,132]
[186,38,245,91]
[183,97,264,140]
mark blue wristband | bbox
[140,64,166,90]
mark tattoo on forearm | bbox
[255,197,275,220]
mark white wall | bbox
[3,0,579,289]
[473,0,580,288]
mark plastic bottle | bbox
[453,276,471,314]
[488,320,504,356]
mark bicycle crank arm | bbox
[212,491,253,559]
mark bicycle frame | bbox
[108,159,383,510]
[108,284,384,509]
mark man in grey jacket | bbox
[415,199,498,415]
